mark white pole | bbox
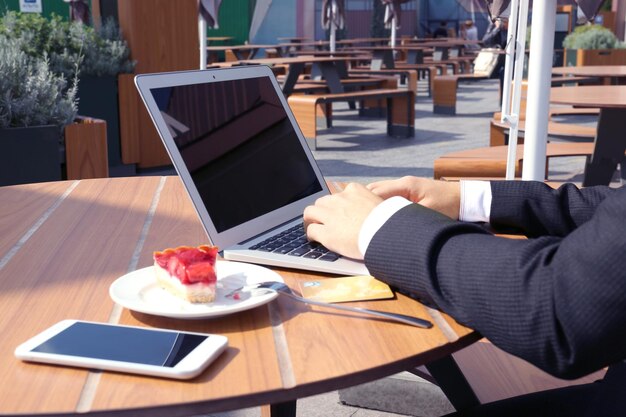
[502,0,521,120]
[522,0,556,181]
[391,17,397,47]
[502,0,530,180]
[199,15,207,69]
[330,0,337,53]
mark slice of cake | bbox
[153,245,219,303]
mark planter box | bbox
[0,118,108,187]
[0,125,63,186]
[64,117,109,180]
[77,74,136,176]
[564,48,626,66]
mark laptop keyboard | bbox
[249,224,340,262]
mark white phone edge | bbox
[14,319,229,380]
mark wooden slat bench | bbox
[392,64,441,96]
[433,74,490,114]
[287,88,415,149]
[434,74,599,115]
[354,64,440,96]
[433,142,595,179]
[349,68,419,97]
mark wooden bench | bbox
[287,88,415,149]
[433,73,490,114]
[431,48,503,114]
[434,74,599,115]
[354,64,440,96]
[433,143,595,179]
[348,68,419,97]
[392,64,441,96]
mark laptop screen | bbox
[150,76,323,233]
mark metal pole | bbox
[503,0,530,180]
[522,0,556,181]
[199,15,207,69]
[502,0,521,120]
[330,0,337,53]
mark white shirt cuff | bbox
[358,196,411,257]
[459,180,492,222]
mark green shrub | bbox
[563,24,625,49]
[0,36,77,129]
[64,17,135,77]
[0,11,134,80]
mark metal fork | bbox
[229,281,433,329]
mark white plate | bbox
[109,261,283,319]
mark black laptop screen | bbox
[151,76,322,233]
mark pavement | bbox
[186,78,603,417]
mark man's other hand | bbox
[367,176,461,219]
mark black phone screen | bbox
[31,322,208,367]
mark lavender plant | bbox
[0,36,77,129]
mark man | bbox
[304,178,626,415]
[433,21,449,38]
[481,17,508,97]
[461,20,479,50]
[482,17,508,49]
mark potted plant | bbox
[0,12,135,176]
[0,36,76,186]
[0,36,107,186]
[563,24,626,66]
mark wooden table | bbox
[277,37,311,43]
[351,45,427,68]
[205,44,276,63]
[550,85,626,186]
[552,65,626,85]
[206,36,234,45]
[237,56,362,96]
[0,177,479,417]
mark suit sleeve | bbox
[364,185,626,379]
[489,181,615,237]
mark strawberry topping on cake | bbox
[153,245,218,303]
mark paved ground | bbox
[193,78,604,417]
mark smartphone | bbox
[15,320,228,380]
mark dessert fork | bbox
[227,281,432,329]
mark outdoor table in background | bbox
[550,85,626,186]
[277,37,311,43]
[0,177,480,417]
[205,44,277,63]
[336,37,391,46]
[349,45,428,68]
[206,36,234,45]
[275,42,329,56]
[551,65,626,85]
[236,55,365,96]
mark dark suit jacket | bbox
[365,181,626,399]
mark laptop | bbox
[135,65,369,276]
